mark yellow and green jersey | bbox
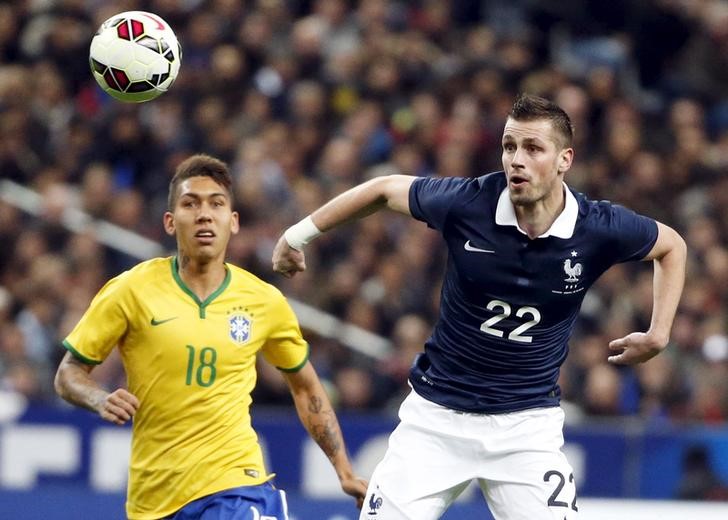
[63,257,309,519]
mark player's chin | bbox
[189,243,219,261]
[190,234,221,250]
[508,188,532,204]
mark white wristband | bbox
[284,216,322,251]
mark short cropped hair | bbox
[167,154,234,210]
[509,93,574,148]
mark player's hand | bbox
[607,332,667,365]
[96,388,139,425]
[272,235,306,278]
[340,476,368,509]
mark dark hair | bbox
[167,154,234,210]
[509,93,574,147]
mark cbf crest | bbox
[227,306,252,345]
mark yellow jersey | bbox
[63,257,309,519]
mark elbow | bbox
[668,225,687,259]
[657,225,687,266]
[54,364,69,401]
[53,368,65,399]
[671,232,688,277]
[368,175,397,201]
[676,233,687,263]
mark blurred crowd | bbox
[0,0,727,425]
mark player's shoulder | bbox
[226,263,285,299]
[120,257,173,282]
[475,170,507,190]
[463,171,505,207]
[413,171,504,201]
[573,188,628,215]
[90,257,171,302]
[571,188,648,229]
[106,257,171,286]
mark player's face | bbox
[163,176,239,263]
[501,117,573,206]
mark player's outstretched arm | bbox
[54,351,139,425]
[282,361,368,508]
[608,222,687,365]
[272,175,416,277]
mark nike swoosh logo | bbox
[464,240,495,253]
[150,316,178,326]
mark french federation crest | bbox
[552,251,586,295]
[229,313,252,345]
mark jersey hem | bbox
[409,382,561,415]
[126,474,275,520]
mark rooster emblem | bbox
[368,492,383,515]
[563,258,582,282]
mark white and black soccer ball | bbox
[89,11,182,103]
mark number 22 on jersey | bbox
[480,299,541,343]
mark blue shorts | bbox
[168,482,289,520]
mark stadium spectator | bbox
[676,444,728,500]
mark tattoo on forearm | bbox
[311,419,341,460]
[308,395,323,413]
[306,396,341,460]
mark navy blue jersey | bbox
[408,172,658,413]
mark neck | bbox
[514,186,565,239]
[177,254,227,301]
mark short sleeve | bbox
[63,275,130,364]
[260,291,309,372]
[409,176,475,231]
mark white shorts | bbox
[360,391,578,520]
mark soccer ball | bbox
[89,11,182,103]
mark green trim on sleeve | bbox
[62,339,102,365]
[277,343,310,373]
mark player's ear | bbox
[163,211,176,236]
[558,147,574,174]
[230,211,240,235]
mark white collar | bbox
[495,182,578,239]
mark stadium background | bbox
[1,0,727,518]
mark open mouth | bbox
[194,230,216,243]
[509,174,528,187]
